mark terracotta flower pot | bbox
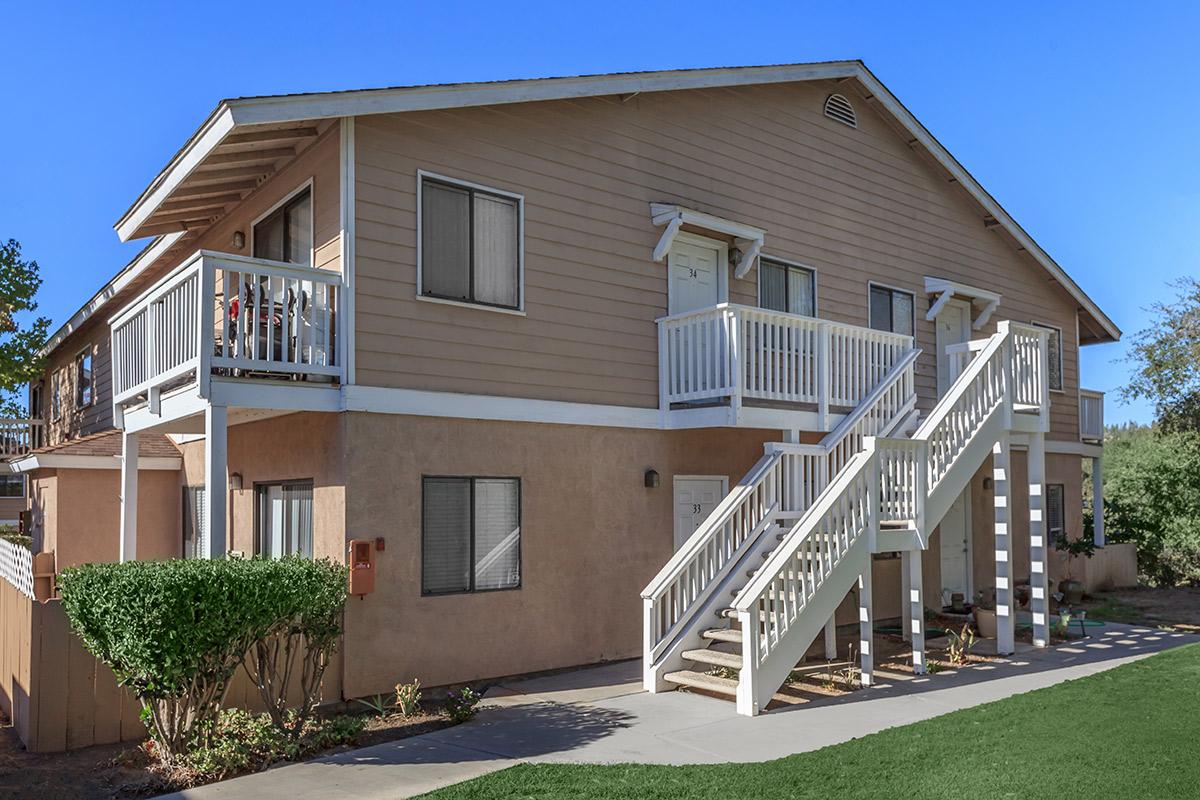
[974,608,997,639]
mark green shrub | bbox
[58,557,348,762]
[445,687,482,723]
[176,708,365,785]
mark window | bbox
[759,258,816,317]
[182,485,208,559]
[1031,322,1064,392]
[75,349,93,408]
[50,370,63,421]
[253,187,312,266]
[419,174,522,310]
[422,477,520,595]
[256,481,313,558]
[1047,483,1065,545]
[0,475,24,498]
[868,284,915,336]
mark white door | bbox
[673,476,727,550]
[935,299,973,395]
[939,490,972,603]
[668,238,723,315]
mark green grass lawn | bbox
[422,643,1200,799]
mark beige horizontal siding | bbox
[352,79,1088,441]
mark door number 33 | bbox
[692,503,703,514]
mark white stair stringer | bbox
[641,349,921,694]
[731,321,1053,716]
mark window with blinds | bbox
[420,175,522,310]
[182,485,208,559]
[1030,323,1064,391]
[759,258,815,317]
[1047,483,1066,545]
[868,284,915,336]
[75,348,93,408]
[256,481,314,559]
[422,476,521,595]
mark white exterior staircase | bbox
[642,321,1051,715]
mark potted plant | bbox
[1053,531,1095,605]
[972,587,997,639]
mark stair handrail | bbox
[641,346,922,658]
[734,328,1017,666]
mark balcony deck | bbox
[109,250,343,433]
[657,304,914,430]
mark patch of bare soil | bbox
[1079,586,1200,630]
[0,707,454,800]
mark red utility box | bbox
[348,539,375,596]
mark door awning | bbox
[924,276,1001,330]
[650,203,765,278]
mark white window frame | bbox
[50,369,63,421]
[1030,320,1065,393]
[416,169,526,316]
[0,474,25,500]
[74,346,95,409]
[757,254,818,318]
[249,179,316,267]
[867,281,916,336]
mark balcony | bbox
[1080,388,1104,443]
[109,251,342,424]
[0,419,44,457]
[657,304,914,429]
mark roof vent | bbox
[823,94,857,128]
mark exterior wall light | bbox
[232,230,246,250]
[644,469,660,489]
[229,472,244,491]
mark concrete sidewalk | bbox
[158,623,1197,799]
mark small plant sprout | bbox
[354,694,390,716]
[946,623,976,666]
[394,679,422,717]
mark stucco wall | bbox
[338,412,777,697]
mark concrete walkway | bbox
[158,623,1197,799]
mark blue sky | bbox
[3,2,1197,424]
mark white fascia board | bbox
[225,63,862,126]
[114,107,237,242]
[342,385,661,429]
[10,454,182,472]
[858,66,1120,342]
[39,232,184,358]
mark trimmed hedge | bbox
[58,557,348,761]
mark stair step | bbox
[682,648,743,670]
[663,669,738,697]
[701,627,743,644]
[718,607,738,619]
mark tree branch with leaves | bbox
[0,239,49,416]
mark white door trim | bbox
[935,297,973,396]
[667,232,729,315]
[938,488,973,604]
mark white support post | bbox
[817,322,831,430]
[728,307,742,426]
[907,549,926,674]
[901,550,913,641]
[1092,456,1105,547]
[858,571,874,687]
[824,616,837,660]
[119,431,139,563]
[1028,433,1051,647]
[205,404,228,560]
[993,434,1015,655]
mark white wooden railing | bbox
[0,537,34,599]
[110,251,342,410]
[658,304,912,423]
[1080,389,1104,442]
[732,321,1046,714]
[641,348,919,669]
[0,419,44,456]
